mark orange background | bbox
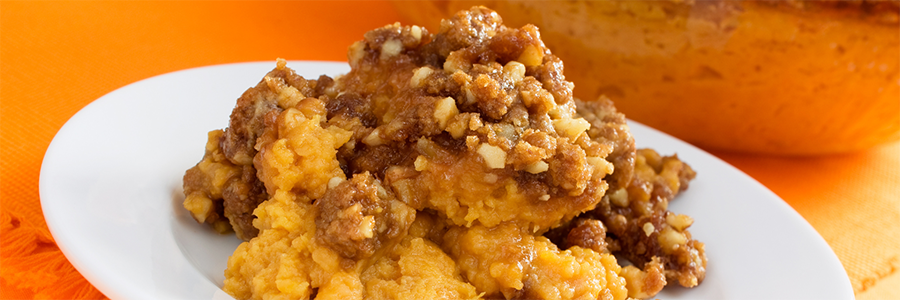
[1,1,898,299]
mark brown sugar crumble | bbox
[182,6,706,300]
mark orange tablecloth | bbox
[1,1,898,299]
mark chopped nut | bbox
[538,194,551,201]
[264,76,305,109]
[410,25,422,42]
[666,213,694,232]
[494,123,517,141]
[414,155,428,171]
[642,222,655,237]
[520,88,547,109]
[380,39,403,60]
[444,50,470,73]
[376,184,388,200]
[552,117,591,139]
[658,227,687,253]
[525,161,549,174]
[477,143,507,169]
[183,193,213,223]
[518,44,544,67]
[467,113,484,131]
[548,103,563,120]
[503,61,526,85]
[433,97,459,130]
[363,128,385,146]
[465,135,480,150]
[445,113,469,139]
[359,215,376,239]
[410,67,433,88]
[343,139,356,151]
[521,88,557,115]
[464,85,477,104]
[586,156,615,177]
[608,188,629,208]
[520,90,534,107]
[484,173,498,184]
[327,177,344,189]
[345,203,363,216]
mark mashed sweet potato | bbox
[182,6,705,299]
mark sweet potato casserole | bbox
[182,7,705,300]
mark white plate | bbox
[41,61,853,300]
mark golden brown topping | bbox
[315,172,415,260]
[562,218,610,254]
[584,148,706,289]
